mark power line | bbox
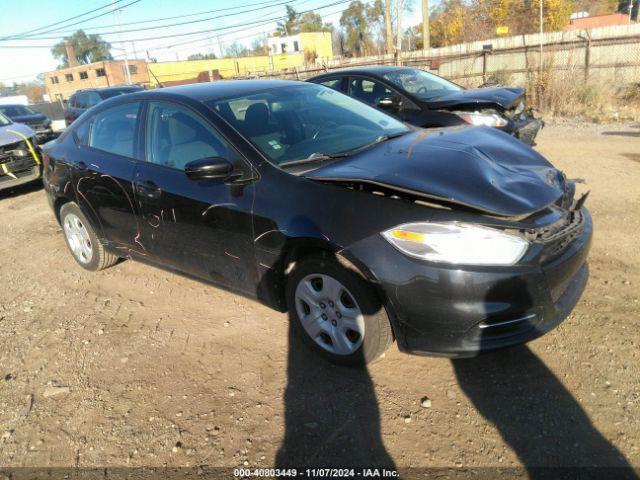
[0,0,143,42]
[145,3,345,55]
[0,0,352,49]
[20,0,289,38]
[9,0,297,41]
[116,0,313,54]
[0,0,128,41]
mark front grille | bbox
[2,156,36,172]
[0,140,25,156]
[534,210,585,261]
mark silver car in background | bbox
[0,112,41,192]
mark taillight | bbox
[43,151,51,169]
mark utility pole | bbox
[396,0,403,62]
[385,0,393,54]
[422,0,430,50]
[539,0,544,70]
[112,0,131,84]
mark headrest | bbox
[168,112,202,145]
[244,103,269,130]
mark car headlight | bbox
[382,222,529,266]
[458,112,508,128]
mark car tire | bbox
[286,253,393,366]
[60,202,118,271]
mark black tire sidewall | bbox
[286,254,390,367]
[59,203,102,271]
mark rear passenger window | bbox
[145,101,229,170]
[89,102,140,158]
[74,117,92,145]
[75,93,88,109]
[318,78,342,91]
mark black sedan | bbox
[0,104,55,143]
[308,66,543,146]
[42,80,590,365]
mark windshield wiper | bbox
[280,151,350,168]
[279,131,409,169]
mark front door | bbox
[133,100,257,292]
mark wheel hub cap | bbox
[63,213,93,264]
[294,274,365,356]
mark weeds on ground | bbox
[528,67,640,123]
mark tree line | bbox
[43,0,640,68]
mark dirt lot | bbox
[0,123,639,476]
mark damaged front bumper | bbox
[507,109,544,146]
[0,137,41,191]
[346,208,592,358]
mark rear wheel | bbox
[60,202,117,271]
[286,254,393,366]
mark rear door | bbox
[133,100,257,291]
[72,101,143,254]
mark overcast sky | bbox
[0,0,426,84]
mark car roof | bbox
[119,79,307,102]
[74,85,143,94]
[309,66,419,79]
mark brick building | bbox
[566,13,634,31]
[43,43,149,101]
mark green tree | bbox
[275,6,332,36]
[298,12,333,32]
[276,5,301,36]
[340,0,379,56]
[250,37,269,56]
[225,41,249,58]
[51,30,112,67]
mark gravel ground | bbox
[0,123,639,476]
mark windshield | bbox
[0,112,12,126]
[102,87,143,99]
[383,69,463,101]
[0,105,36,117]
[206,83,410,166]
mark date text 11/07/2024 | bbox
[233,468,399,478]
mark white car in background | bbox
[0,112,41,192]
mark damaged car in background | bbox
[43,81,589,366]
[0,104,56,144]
[308,66,543,146]
[0,111,41,192]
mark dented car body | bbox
[0,112,41,192]
[308,66,543,146]
[42,81,590,361]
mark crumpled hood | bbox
[426,87,524,110]
[305,126,565,218]
[9,113,49,125]
[0,123,36,146]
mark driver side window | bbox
[348,77,393,106]
[145,101,230,171]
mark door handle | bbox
[135,180,162,200]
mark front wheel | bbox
[286,254,393,366]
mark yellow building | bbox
[147,32,333,87]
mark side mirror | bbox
[185,157,235,181]
[377,95,402,111]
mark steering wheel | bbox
[311,122,339,140]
